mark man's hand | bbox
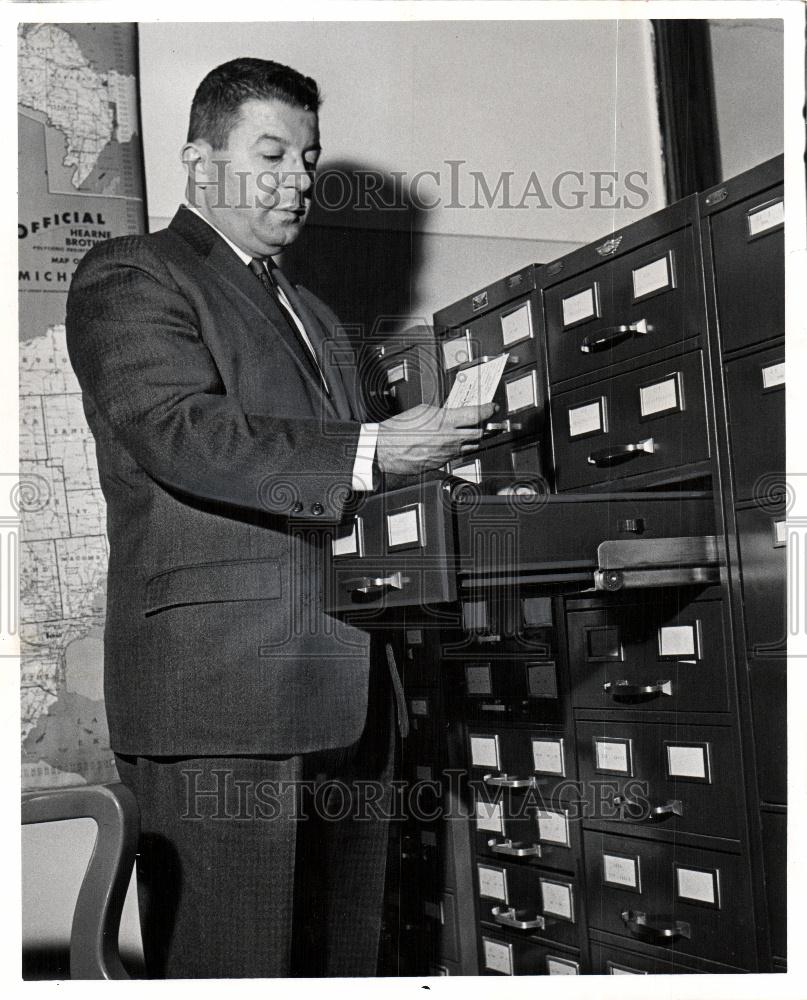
[375,402,497,476]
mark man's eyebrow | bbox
[255,133,321,151]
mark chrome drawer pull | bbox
[580,318,648,353]
[487,837,543,858]
[348,571,409,598]
[621,909,691,943]
[483,772,537,789]
[484,420,523,434]
[491,905,548,931]
[604,679,673,699]
[614,795,683,822]
[587,438,654,467]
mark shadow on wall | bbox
[281,160,430,342]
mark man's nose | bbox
[281,165,314,196]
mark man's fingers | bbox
[443,402,497,427]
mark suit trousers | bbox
[115,662,396,979]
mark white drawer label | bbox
[470,735,500,769]
[387,361,408,384]
[775,520,787,545]
[568,398,604,438]
[536,809,569,846]
[475,798,505,834]
[331,519,361,557]
[603,853,639,889]
[762,361,785,389]
[676,866,718,905]
[527,661,558,699]
[442,334,474,370]
[667,743,709,780]
[547,957,579,975]
[451,458,482,484]
[748,198,784,237]
[532,738,565,775]
[505,370,538,413]
[386,506,422,547]
[501,301,533,345]
[482,937,512,975]
[540,880,573,920]
[610,965,644,975]
[416,765,433,782]
[478,864,507,901]
[423,900,442,921]
[561,286,597,327]
[465,664,492,695]
[405,628,423,645]
[409,698,429,717]
[639,375,680,417]
[420,831,437,847]
[632,254,671,299]
[594,739,631,774]
[659,623,698,658]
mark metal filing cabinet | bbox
[700,155,786,972]
[333,158,785,977]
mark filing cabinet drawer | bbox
[589,941,735,974]
[725,343,785,501]
[736,503,786,655]
[567,597,731,714]
[583,833,755,967]
[326,480,456,613]
[576,721,741,840]
[545,226,702,383]
[476,860,580,949]
[439,293,541,375]
[710,183,784,353]
[400,624,442,688]
[480,931,580,975]
[749,654,787,805]
[473,789,582,872]
[761,810,787,961]
[551,351,709,490]
[456,655,563,723]
[443,359,544,447]
[454,491,715,577]
[468,726,576,796]
[364,340,441,419]
[448,438,546,494]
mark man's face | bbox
[193,97,320,257]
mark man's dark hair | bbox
[187,57,321,150]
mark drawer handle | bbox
[621,909,691,943]
[587,438,654,467]
[484,420,523,434]
[487,837,543,858]
[580,319,648,353]
[491,905,549,931]
[483,772,537,789]
[603,679,673,700]
[614,795,683,822]
[348,571,409,598]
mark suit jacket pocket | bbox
[144,557,282,615]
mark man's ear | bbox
[181,139,216,186]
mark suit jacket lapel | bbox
[167,208,339,418]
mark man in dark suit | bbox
[65,58,492,978]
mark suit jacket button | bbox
[291,501,303,513]
[311,503,324,515]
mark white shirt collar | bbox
[183,201,266,266]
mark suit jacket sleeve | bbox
[66,237,362,524]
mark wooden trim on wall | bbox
[651,19,722,202]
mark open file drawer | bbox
[325,483,719,614]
